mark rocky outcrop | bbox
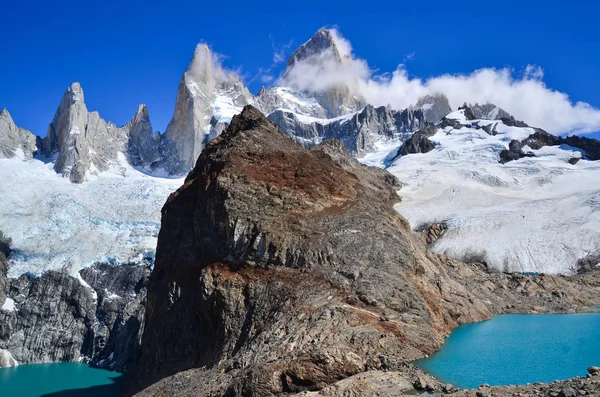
[500,128,600,164]
[562,135,600,160]
[0,109,38,159]
[0,232,10,315]
[125,106,600,396]
[41,83,164,183]
[269,104,429,155]
[467,103,512,120]
[0,256,148,371]
[445,374,600,397]
[390,124,438,161]
[499,139,536,163]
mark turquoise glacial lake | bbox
[416,313,600,389]
[0,362,124,397]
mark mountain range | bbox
[0,28,448,183]
[0,27,599,277]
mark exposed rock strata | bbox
[125,106,600,396]
[0,245,148,371]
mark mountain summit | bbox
[162,43,254,173]
[282,27,365,117]
[285,27,349,70]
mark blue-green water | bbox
[416,314,600,389]
[0,363,124,397]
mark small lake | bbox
[416,313,600,389]
[0,362,124,397]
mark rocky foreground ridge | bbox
[123,106,600,396]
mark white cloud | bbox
[260,74,274,83]
[186,43,239,88]
[280,30,600,135]
[271,35,293,64]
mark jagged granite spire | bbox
[163,43,254,173]
[286,27,347,69]
[0,108,39,159]
[125,104,162,169]
[42,82,161,183]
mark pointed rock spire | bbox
[125,104,161,168]
[0,108,38,159]
[286,27,342,70]
[42,82,153,183]
[163,43,254,173]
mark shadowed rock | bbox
[125,106,600,396]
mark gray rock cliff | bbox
[0,109,38,159]
[0,252,148,371]
[162,44,254,173]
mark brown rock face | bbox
[126,106,599,396]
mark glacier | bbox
[0,152,183,278]
[384,110,600,274]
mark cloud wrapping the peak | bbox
[328,28,353,60]
[186,43,241,89]
[280,31,600,135]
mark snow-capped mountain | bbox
[387,106,600,274]
[2,28,448,185]
[0,27,598,278]
[283,27,365,117]
[162,43,254,173]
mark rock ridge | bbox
[125,105,600,396]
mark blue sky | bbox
[1,0,599,138]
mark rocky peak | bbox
[412,94,452,124]
[282,28,364,118]
[41,82,163,182]
[286,27,345,70]
[467,103,512,120]
[0,108,38,159]
[185,43,217,95]
[132,104,150,123]
[67,82,85,103]
[124,104,162,168]
[163,44,254,173]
